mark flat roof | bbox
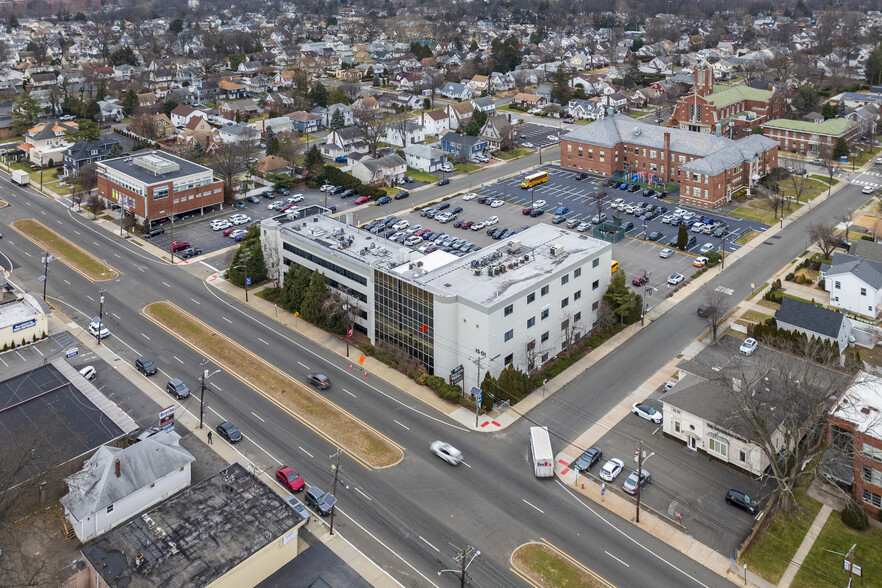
[81,462,306,588]
[0,297,39,329]
[832,371,882,435]
[0,360,137,484]
[256,541,372,588]
[100,150,213,186]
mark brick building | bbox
[671,65,787,138]
[828,372,882,517]
[760,118,860,158]
[560,115,778,209]
[96,151,224,226]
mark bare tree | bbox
[498,122,517,151]
[130,110,158,141]
[700,284,730,341]
[788,172,808,204]
[29,35,50,66]
[340,83,362,102]
[595,299,617,332]
[588,190,607,219]
[819,160,840,197]
[808,222,840,259]
[389,111,414,148]
[512,69,531,93]
[521,339,546,375]
[207,141,254,202]
[561,311,584,351]
[70,162,97,208]
[351,103,387,157]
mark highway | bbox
[0,168,865,587]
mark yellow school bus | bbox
[520,171,549,189]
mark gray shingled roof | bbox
[827,252,882,289]
[848,240,882,264]
[774,297,845,340]
[403,144,443,159]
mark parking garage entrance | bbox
[593,221,626,243]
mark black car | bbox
[330,185,346,195]
[620,221,635,231]
[491,227,507,239]
[438,178,450,186]
[657,191,668,199]
[642,189,654,197]
[262,191,276,199]
[450,206,463,215]
[726,489,758,514]
[575,173,589,181]
[529,208,544,217]
[573,447,602,472]
[307,373,330,389]
[305,486,337,516]
[627,183,641,192]
[216,421,243,444]
[166,378,190,399]
[477,195,490,204]
[246,195,261,204]
[135,356,157,376]
[340,189,357,198]
[436,202,450,211]
[394,191,410,200]
[180,247,203,259]
[144,228,165,239]
[376,196,392,205]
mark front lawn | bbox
[453,162,480,174]
[406,168,440,183]
[735,230,761,245]
[810,174,838,186]
[496,148,530,160]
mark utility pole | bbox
[329,449,342,536]
[199,359,221,429]
[438,545,480,588]
[41,251,53,302]
[636,440,643,523]
[472,355,484,427]
[96,289,105,345]
[720,229,727,270]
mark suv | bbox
[697,304,710,318]
[166,378,190,399]
[307,373,330,389]
[305,486,337,516]
[135,356,158,376]
[725,489,759,514]
[144,228,164,239]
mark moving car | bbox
[862,186,875,194]
[740,337,758,356]
[632,402,662,424]
[276,465,305,493]
[726,489,759,514]
[667,273,685,285]
[430,440,463,465]
[307,373,330,389]
[622,469,650,495]
[573,447,602,472]
[78,366,96,381]
[216,421,243,443]
[599,458,624,482]
[135,356,157,375]
[166,378,190,399]
[438,178,450,186]
[304,486,337,516]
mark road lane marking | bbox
[73,230,80,235]
[222,316,232,323]
[93,241,99,246]
[190,298,200,305]
[141,333,150,340]
[251,412,265,422]
[112,313,121,320]
[64,279,71,285]
[113,253,121,258]
[163,282,171,287]
[298,361,309,369]
[86,295,94,301]
[258,337,269,345]
[173,355,184,364]
[56,220,63,225]
[605,551,630,567]
[419,536,440,552]
[394,420,410,430]
[299,446,314,458]
[523,499,544,513]
[40,210,46,215]
[343,388,356,397]
[355,487,373,501]
[138,267,145,272]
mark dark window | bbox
[574,290,582,301]
[592,259,599,268]
[283,243,368,285]
[574,311,581,322]
[504,353,513,365]
[592,280,599,290]
[592,300,599,310]
[561,297,569,308]
[541,331,549,342]
[541,285,549,296]
[575,268,582,278]
[561,274,569,285]
[527,292,536,303]
[561,319,569,331]
[504,329,513,342]
[504,304,513,316]
[541,308,549,320]
[527,317,535,328]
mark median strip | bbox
[11,219,119,281]
[511,543,612,588]
[143,301,403,469]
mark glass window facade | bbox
[374,271,435,373]
[283,242,368,285]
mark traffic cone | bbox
[363,370,367,377]
[349,363,353,370]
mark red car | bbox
[172,240,190,252]
[632,275,648,286]
[354,196,370,204]
[276,465,305,493]
[460,221,473,229]
[522,207,534,215]
[414,229,430,236]
[223,227,236,236]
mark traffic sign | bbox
[246,277,252,286]
[65,346,78,358]
[347,328,353,339]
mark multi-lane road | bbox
[0,160,867,587]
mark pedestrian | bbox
[207,430,213,444]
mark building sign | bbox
[12,319,36,332]
[706,421,747,444]
[65,346,78,359]
[159,406,175,431]
[450,364,464,385]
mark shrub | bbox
[818,278,825,289]
[796,274,806,284]
[841,503,869,531]
[785,272,795,281]
[861,235,873,241]
[804,278,813,285]
[587,335,603,347]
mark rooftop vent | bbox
[632,126,641,136]
[550,244,564,256]
[133,154,179,175]
[508,239,521,253]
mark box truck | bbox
[11,170,29,186]
[529,426,554,478]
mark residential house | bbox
[352,95,379,113]
[237,60,263,76]
[216,79,247,100]
[381,121,425,147]
[169,104,207,128]
[61,137,122,178]
[439,81,473,100]
[512,92,547,109]
[137,92,157,108]
[272,70,296,89]
[598,92,629,112]
[315,103,354,128]
[468,75,489,94]
[219,99,260,121]
[253,155,290,176]
[250,117,295,137]
[0,101,13,139]
[420,109,451,136]
[29,71,56,88]
[19,121,78,167]
[218,123,259,145]
[350,153,407,186]
[179,117,219,150]
[322,126,369,159]
[150,114,176,140]
[445,101,474,130]
[774,297,852,353]
[113,64,136,80]
[287,111,322,134]
[572,74,606,95]
[479,114,515,151]
[567,99,606,120]
[824,252,882,319]
[335,69,363,82]
[402,144,446,173]
[97,98,124,122]
[845,106,878,141]
[489,71,515,93]
[440,131,488,159]
[471,96,496,115]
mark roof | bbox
[64,137,120,161]
[472,96,495,108]
[100,151,214,186]
[185,116,208,130]
[831,371,882,436]
[423,109,448,121]
[403,144,444,159]
[170,105,195,117]
[705,84,774,109]
[762,117,857,136]
[441,131,485,147]
[448,101,474,116]
[80,462,306,588]
[774,297,846,340]
[256,542,372,588]
[513,92,543,102]
[826,252,882,289]
[846,240,882,263]
[359,153,405,173]
[254,155,290,172]
[287,110,322,122]
[61,430,195,520]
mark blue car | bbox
[619,183,629,190]
[554,206,569,215]
[334,156,348,163]
[376,196,392,205]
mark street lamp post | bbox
[96,289,105,346]
[233,264,250,302]
[40,251,53,302]
[199,358,221,429]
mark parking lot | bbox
[515,122,563,150]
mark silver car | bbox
[430,440,463,465]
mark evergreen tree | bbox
[265,127,277,155]
[480,371,496,411]
[550,63,572,104]
[330,108,345,130]
[471,109,488,127]
[603,271,636,324]
[305,144,324,176]
[820,102,837,120]
[301,271,329,324]
[310,82,329,107]
[837,99,846,117]
[227,246,248,286]
[832,137,849,159]
[245,239,267,283]
[65,120,101,143]
[463,118,481,136]
[496,363,529,400]
[327,87,350,106]
[677,222,688,250]
[866,43,882,88]
[11,92,41,134]
[282,264,311,313]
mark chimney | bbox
[663,131,671,183]
[115,458,121,478]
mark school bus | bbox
[520,171,549,189]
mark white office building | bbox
[262,214,612,390]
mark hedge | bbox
[321,166,387,199]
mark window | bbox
[863,466,882,486]
[527,292,535,304]
[835,281,841,289]
[739,450,746,463]
[864,445,882,463]
[861,288,867,296]
[592,259,599,268]
[588,149,593,159]
[674,421,681,433]
[578,146,583,157]
[561,274,569,285]
[541,308,549,320]
[504,353,513,365]
[574,312,581,322]
[106,504,114,514]
[574,290,582,301]
[541,285,549,296]
[863,488,882,508]
[592,280,599,290]
[153,186,169,200]
[561,319,569,331]
[575,268,581,278]
[541,331,549,342]
[527,317,535,328]
[504,304,513,316]
[592,300,599,310]
[708,436,728,458]
[561,297,569,308]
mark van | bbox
[611,260,619,274]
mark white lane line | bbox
[343,388,356,398]
[173,355,184,364]
[56,220,63,225]
[523,499,544,513]
[64,279,71,285]
[299,446,314,458]
[355,487,373,501]
[257,337,269,345]
[251,412,265,422]
[32,345,44,356]
[213,383,222,391]
[113,253,121,258]
[190,298,200,305]
[92,241,99,246]
[605,551,630,567]
[163,281,171,287]
[40,210,46,215]
[23,251,31,257]
[112,313,121,320]
[86,295,94,302]
[222,316,232,323]
[460,461,472,468]
[298,361,309,369]
[74,230,80,235]
[394,420,410,430]
[138,267,145,272]
[141,333,150,340]
[419,536,440,553]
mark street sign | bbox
[347,328,353,339]
[841,155,848,163]
[246,277,252,286]
[469,385,481,404]
[844,560,862,577]
[65,346,78,358]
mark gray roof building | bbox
[775,297,848,340]
[827,253,882,289]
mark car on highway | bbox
[78,365,96,381]
[632,402,662,424]
[376,196,392,205]
[354,196,370,204]
[276,465,305,493]
[599,458,624,482]
[740,337,758,356]
[438,178,450,186]
[490,200,504,208]
[166,378,190,399]
[862,186,875,194]
[659,248,674,258]
[216,421,243,444]
[726,489,759,514]
[307,373,330,389]
[135,356,157,376]
[430,440,463,465]
[305,486,337,516]
[622,469,650,495]
[693,256,708,268]
[573,447,602,472]
[668,273,685,285]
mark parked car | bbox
[171,240,190,252]
[305,486,337,516]
[659,248,674,259]
[438,178,450,186]
[144,228,165,239]
[376,196,392,205]
[632,403,662,424]
[135,356,157,376]
[276,465,305,493]
[566,218,581,229]
[575,172,589,181]
[490,200,504,208]
[740,337,758,356]
[88,319,109,339]
[622,469,650,495]
[430,440,463,465]
[552,215,567,224]
[485,216,499,225]
[632,274,648,286]
[599,458,624,482]
[180,247,203,259]
[394,191,410,200]
[166,378,190,399]
[462,192,478,200]
[307,373,330,389]
[246,195,261,204]
[573,447,602,472]
[700,242,716,254]
[647,231,663,241]
[725,489,759,514]
[667,273,685,285]
[591,213,608,224]
[862,186,875,194]
[529,208,544,217]
[354,196,370,204]
[533,200,547,208]
[78,365,96,381]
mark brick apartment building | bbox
[560,115,778,209]
[96,151,224,225]
[760,118,860,158]
[828,372,882,517]
[671,65,787,139]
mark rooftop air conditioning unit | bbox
[550,245,565,256]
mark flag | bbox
[420,324,428,333]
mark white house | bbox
[420,109,451,136]
[381,121,425,147]
[824,252,882,319]
[170,104,208,128]
[471,96,497,115]
[439,81,473,100]
[218,123,260,144]
[60,430,194,543]
[403,144,446,172]
[774,297,852,353]
[351,153,407,186]
[322,126,369,159]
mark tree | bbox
[65,120,101,143]
[550,63,572,104]
[791,84,818,117]
[700,285,729,341]
[832,137,849,160]
[169,18,184,35]
[310,82,329,108]
[27,36,50,65]
[808,222,839,259]
[521,340,545,375]
[489,35,522,73]
[480,371,497,412]
[265,127,278,156]
[281,264,311,313]
[120,89,137,117]
[819,160,839,197]
[328,88,350,106]
[11,92,42,134]
[304,144,324,177]
[301,271,329,325]
[820,102,837,120]
[472,109,488,128]
[161,99,178,117]
[603,271,636,324]
[498,122,517,152]
[245,239,267,284]
[622,58,642,90]
[207,141,254,202]
[588,190,606,219]
[496,363,530,401]
[463,118,481,136]
[866,43,882,88]
[788,172,808,204]
[109,46,138,66]
[329,108,345,131]
[350,103,386,156]
[676,222,688,250]
[130,110,158,140]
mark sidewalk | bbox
[777,505,833,588]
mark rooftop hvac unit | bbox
[550,245,565,256]
[508,239,521,253]
[474,268,482,276]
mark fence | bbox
[735,491,779,561]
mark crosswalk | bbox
[850,170,882,188]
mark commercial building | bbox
[560,114,778,209]
[262,214,611,389]
[0,287,49,349]
[760,117,860,158]
[96,151,224,226]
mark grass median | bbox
[511,543,609,588]
[143,301,403,468]
[12,219,119,281]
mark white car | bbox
[632,402,663,424]
[78,365,96,381]
[485,216,499,225]
[404,235,422,246]
[625,205,636,214]
[661,214,673,224]
[577,222,590,232]
[547,134,559,141]
[406,224,422,233]
[462,192,478,200]
[88,319,109,339]
[667,273,685,285]
[533,200,547,208]
[418,243,432,253]
[699,242,716,254]
[599,458,625,482]
[691,223,704,233]
[471,222,486,231]
[288,194,304,203]
[740,337,758,356]
[393,220,409,231]
[232,216,252,225]
[862,186,875,194]
[659,248,674,258]
[430,440,462,465]
[490,200,504,208]
[682,211,696,221]
[229,229,247,240]
[267,202,283,210]
[212,220,231,230]
[522,142,535,148]
[611,198,624,207]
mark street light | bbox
[233,263,250,302]
[96,289,106,345]
[40,251,53,302]
[199,358,221,429]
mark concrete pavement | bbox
[777,505,833,588]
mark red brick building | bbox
[96,151,224,226]
[761,118,860,158]
[560,115,778,209]
[671,66,787,139]
[828,372,882,517]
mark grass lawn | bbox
[736,230,761,245]
[8,161,62,185]
[790,511,882,588]
[782,291,815,304]
[406,168,440,183]
[731,207,778,225]
[496,148,530,160]
[625,111,650,119]
[780,178,828,202]
[143,301,403,468]
[511,544,608,588]
[742,309,773,323]
[810,174,839,186]
[756,299,782,311]
[850,145,881,168]
[453,162,480,174]
[740,486,823,583]
[11,219,118,281]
